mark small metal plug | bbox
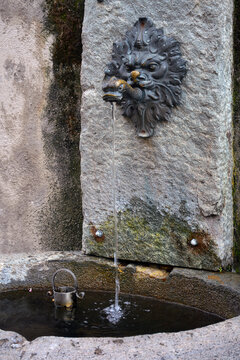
[91,226,105,242]
[95,229,104,238]
[190,238,198,247]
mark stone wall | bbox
[0,0,235,270]
[0,0,83,253]
[81,0,234,270]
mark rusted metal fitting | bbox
[91,226,105,243]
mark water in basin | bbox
[0,289,224,340]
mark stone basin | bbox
[1,251,240,360]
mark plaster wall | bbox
[0,0,82,253]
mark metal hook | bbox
[52,268,78,292]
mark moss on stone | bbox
[86,198,220,270]
[44,0,84,66]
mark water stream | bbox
[111,103,120,312]
[103,103,123,323]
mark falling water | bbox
[111,103,120,312]
[103,103,123,324]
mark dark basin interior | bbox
[0,289,224,340]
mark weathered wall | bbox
[0,0,83,253]
[0,0,234,270]
[81,0,233,270]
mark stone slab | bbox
[80,0,233,270]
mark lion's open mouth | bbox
[102,92,123,102]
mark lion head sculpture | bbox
[102,18,187,138]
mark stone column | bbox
[81,0,233,270]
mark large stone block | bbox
[81,0,233,270]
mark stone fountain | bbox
[0,0,240,359]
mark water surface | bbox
[0,290,224,340]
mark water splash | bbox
[104,303,123,324]
[103,103,123,323]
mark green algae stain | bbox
[86,198,220,270]
[40,1,84,250]
[44,0,84,66]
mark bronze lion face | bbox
[102,18,187,138]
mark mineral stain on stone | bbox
[86,198,221,270]
[40,0,84,250]
[187,232,213,254]
[90,225,105,243]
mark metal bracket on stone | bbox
[102,17,187,138]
